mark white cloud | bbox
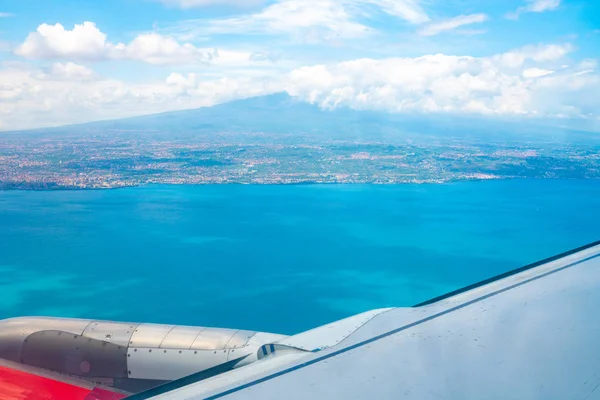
[355,0,429,24]
[16,22,110,61]
[205,1,371,39]
[419,13,488,37]
[283,51,597,118]
[118,33,216,64]
[0,12,13,17]
[15,22,274,66]
[527,43,573,61]
[1,43,598,130]
[249,51,282,63]
[0,63,281,130]
[286,55,526,114]
[174,0,428,42]
[493,43,573,68]
[579,59,598,70]
[524,0,561,12]
[522,68,554,78]
[507,0,561,19]
[157,0,266,7]
[35,62,97,81]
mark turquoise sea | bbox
[0,180,599,335]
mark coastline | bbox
[0,175,574,192]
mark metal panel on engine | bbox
[225,330,256,349]
[127,348,229,380]
[190,328,237,350]
[159,326,206,349]
[0,317,92,363]
[21,330,128,378]
[83,321,139,347]
[129,324,175,348]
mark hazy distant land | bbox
[1,93,599,190]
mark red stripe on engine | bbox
[0,366,125,400]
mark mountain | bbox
[32,92,405,139]
[10,92,599,144]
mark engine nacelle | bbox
[0,317,286,392]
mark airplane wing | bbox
[0,358,127,400]
[128,240,600,400]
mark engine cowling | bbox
[0,317,286,393]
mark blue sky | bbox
[0,0,599,130]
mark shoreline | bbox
[1,176,599,192]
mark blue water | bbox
[0,180,599,335]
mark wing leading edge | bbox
[136,240,600,400]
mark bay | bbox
[0,179,598,335]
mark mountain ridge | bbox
[6,92,599,143]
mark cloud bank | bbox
[1,43,598,130]
[15,22,273,66]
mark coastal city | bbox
[1,129,599,190]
